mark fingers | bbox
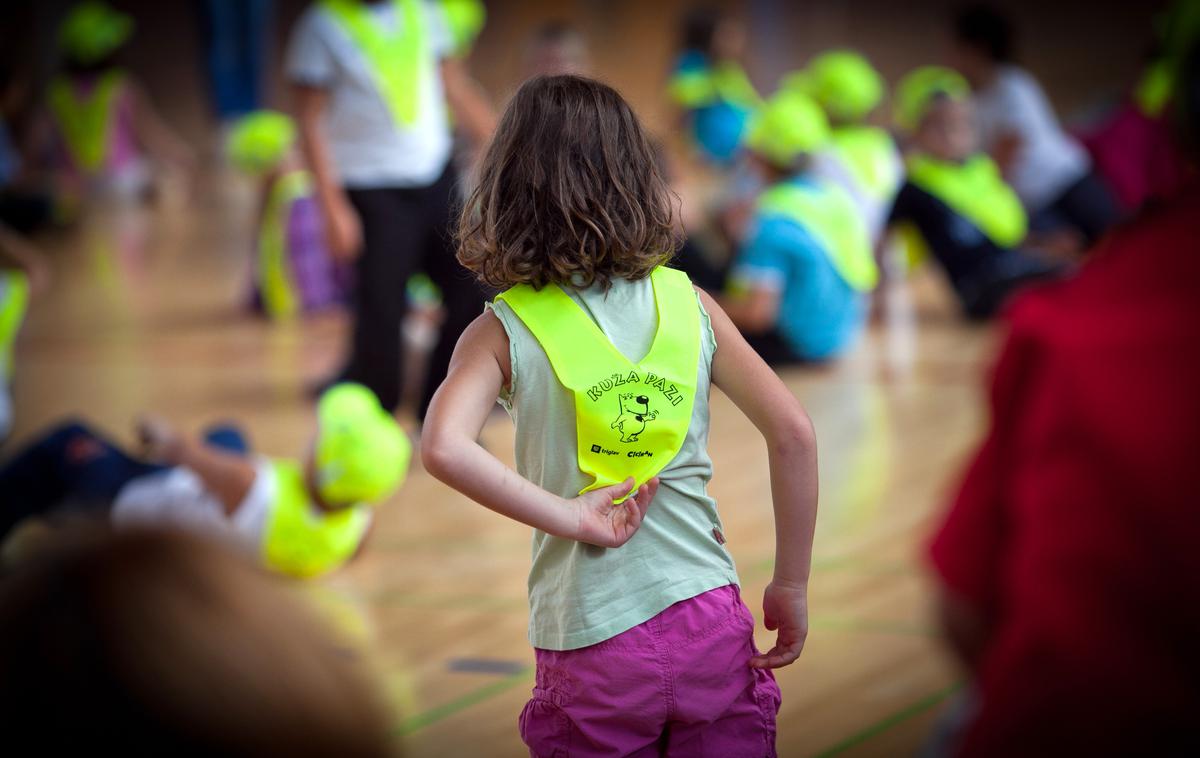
[748,641,804,669]
[603,477,636,503]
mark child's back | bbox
[491,274,737,649]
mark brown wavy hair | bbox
[457,75,678,291]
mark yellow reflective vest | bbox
[905,153,1027,248]
[756,179,879,292]
[262,459,373,579]
[323,0,426,127]
[496,267,700,498]
[48,70,125,174]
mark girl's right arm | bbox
[698,287,818,670]
[293,84,362,261]
[422,311,659,548]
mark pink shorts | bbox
[519,585,781,757]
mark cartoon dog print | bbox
[611,393,657,443]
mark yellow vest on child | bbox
[262,460,372,579]
[323,0,426,127]
[495,267,700,498]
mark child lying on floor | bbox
[0,382,409,578]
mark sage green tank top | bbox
[489,274,739,651]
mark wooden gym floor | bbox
[8,168,997,756]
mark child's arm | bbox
[293,84,361,261]
[137,416,257,517]
[698,287,817,669]
[422,311,659,548]
[440,58,496,146]
[718,285,780,335]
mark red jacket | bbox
[930,186,1200,756]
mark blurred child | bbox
[227,110,350,319]
[523,20,591,78]
[422,75,817,756]
[887,67,1062,320]
[0,383,410,579]
[788,50,903,244]
[287,0,496,419]
[722,91,877,364]
[0,223,50,443]
[953,4,1120,246]
[668,7,761,166]
[0,527,392,754]
[41,1,193,210]
[927,44,1200,756]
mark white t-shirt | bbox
[285,1,454,189]
[111,456,276,557]
[972,65,1090,212]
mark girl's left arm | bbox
[421,311,658,548]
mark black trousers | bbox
[344,166,487,417]
[1033,170,1123,247]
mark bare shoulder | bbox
[455,308,512,385]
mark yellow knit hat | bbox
[315,383,411,506]
[787,50,885,122]
[894,66,970,133]
[59,2,134,65]
[227,111,297,174]
[744,90,830,168]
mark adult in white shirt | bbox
[287,0,494,417]
[952,4,1120,246]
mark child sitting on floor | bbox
[886,66,1063,320]
[227,110,350,319]
[0,383,410,579]
[722,90,878,364]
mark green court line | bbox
[811,682,963,758]
[396,665,535,736]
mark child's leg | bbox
[663,585,781,758]
[0,421,164,538]
[415,166,489,422]
[342,188,419,411]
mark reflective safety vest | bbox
[258,170,312,319]
[830,125,901,203]
[48,70,125,174]
[0,270,29,380]
[496,266,700,497]
[905,153,1027,248]
[669,60,761,111]
[263,459,373,579]
[323,0,426,127]
[756,179,879,292]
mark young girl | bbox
[43,1,193,211]
[422,75,817,757]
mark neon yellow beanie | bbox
[315,383,411,506]
[894,66,970,133]
[59,2,134,65]
[439,0,486,56]
[788,50,885,123]
[744,90,830,168]
[227,111,297,174]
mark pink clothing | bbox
[519,585,780,758]
[1077,99,1190,211]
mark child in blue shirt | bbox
[723,91,877,364]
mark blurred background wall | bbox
[1,0,1167,142]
